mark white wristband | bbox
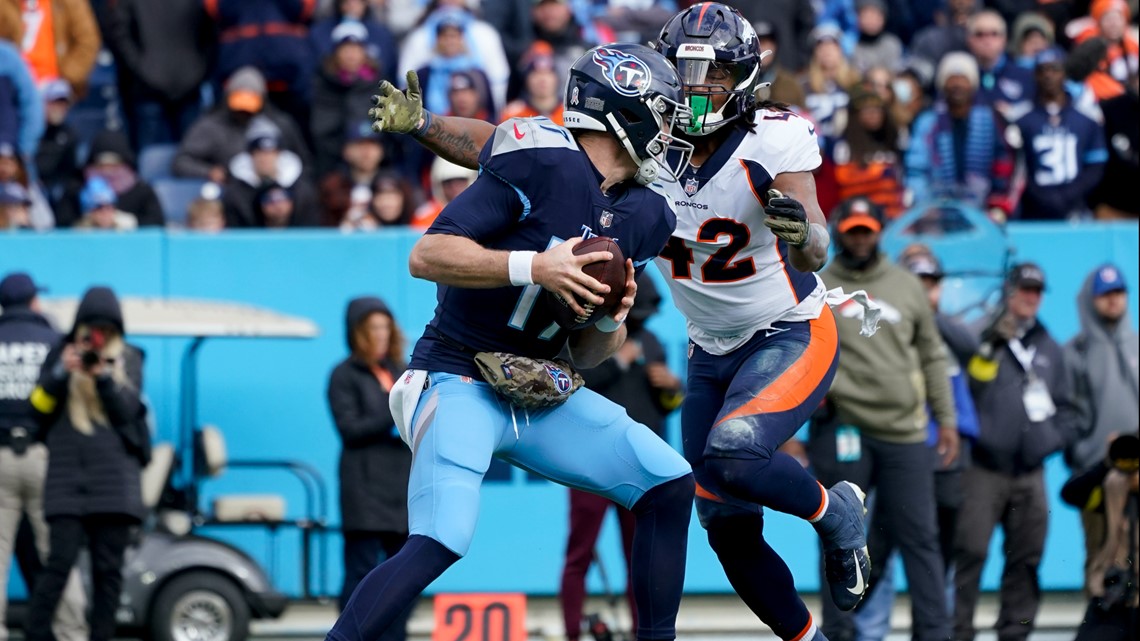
[508,251,536,286]
[595,315,623,333]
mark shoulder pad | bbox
[488,118,578,162]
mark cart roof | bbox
[36,297,319,338]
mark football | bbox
[544,236,627,331]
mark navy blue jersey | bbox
[409,118,678,378]
[1016,102,1108,220]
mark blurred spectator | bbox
[906,52,1017,218]
[399,4,510,110]
[318,120,388,226]
[312,20,384,177]
[173,67,310,183]
[34,79,80,213]
[0,180,32,229]
[1064,432,1139,641]
[1069,0,1139,85]
[530,0,596,80]
[910,0,978,80]
[956,263,1081,641]
[73,175,137,231]
[803,24,860,145]
[1068,37,1126,102]
[185,183,226,233]
[500,43,564,123]
[1009,12,1056,68]
[410,11,499,118]
[851,247,982,641]
[368,0,425,38]
[1090,70,1139,219]
[410,156,475,229]
[254,184,309,229]
[812,197,956,641]
[734,0,815,72]
[0,143,54,230]
[104,0,215,152]
[851,0,903,73]
[590,0,675,45]
[327,296,412,634]
[481,0,534,66]
[223,128,318,228]
[310,0,398,81]
[754,21,807,107]
[1064,265,1138,580]
[1013,49,1107,221]
[204,0,318,132]
[560,274,681,641]
[828,82,906,220]
[3,0,100,95]
[889,64,930,130]
[55,129,164,228]
[367,171,417,228]
[445,70,494,122]
[0,39,44,174]
[25,286,150,641]
[0,272,88,641]
[967,10,1035,121]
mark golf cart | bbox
[10,298,328,641]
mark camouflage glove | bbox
[474,352,585,410]
[369,70,427,135]
[763,188,812,247]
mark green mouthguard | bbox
[687,95,712,133]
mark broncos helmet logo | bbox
[592,47,653,97]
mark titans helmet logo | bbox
[592,47,653,97]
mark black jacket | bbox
[1092,90,1139,215]
[326,297,410,533]
[33,288,149,521]
[310,58,382,177]
[968,319,1082,475]
[0,306,62,434]
[105,0,216,103]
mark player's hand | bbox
[611,258,637,323]
[369,71,426,134]
[936,425,959,467]
[763,188,811,247]
[532,237,611,318]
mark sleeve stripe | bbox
[479,166,533,221]
[30,386,56,414]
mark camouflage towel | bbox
[474,352,585,410]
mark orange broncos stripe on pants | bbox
[695,481,723,503]
[790,613,815,641]
[717,307,837,423]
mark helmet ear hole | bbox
[618,108,642,124]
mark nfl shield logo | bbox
[684,177,699,196]
[599,211,613,228]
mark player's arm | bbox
[567,260,636,369]
[370,71,495,169]
[410,235,613,318]
[766,171,830,272]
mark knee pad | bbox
[705,418,761,458]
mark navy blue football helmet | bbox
[655,3,764,136]
[563,44,694,185]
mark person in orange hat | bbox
[1070,0,1139,84]
[500,42,565,124]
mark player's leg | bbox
[329,374,503,641]
[561,489,614,641]
[701,309,869,611]
[697,496,823,641]
[502,389,693,641]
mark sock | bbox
[327,535,460,641]
[705,511,815,640]
[704,452,827,520]
[628,474,694,641]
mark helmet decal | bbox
[592,47,654,97]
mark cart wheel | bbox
[150,571,251,641]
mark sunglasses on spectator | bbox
[970,30,1003,38]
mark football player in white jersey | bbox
[369,6,867,640]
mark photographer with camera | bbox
[25,286,150,641]
[1062,433,1139,641]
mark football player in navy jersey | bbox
[327,44,697,641]
[370,7,870,641]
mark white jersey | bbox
[654,109,827,355]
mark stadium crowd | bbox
[0,0,1137,233]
